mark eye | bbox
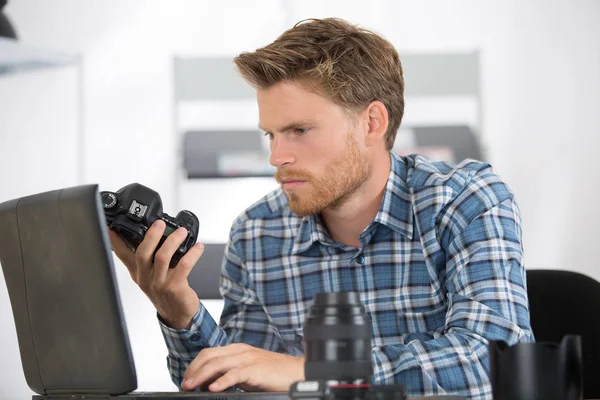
[294,128,308,135]
[263,132,274,140]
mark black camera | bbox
[290,292,408,400]
[100,183,199,268]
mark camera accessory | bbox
[489,335,583,400]
[304,291,373,384]
[100,183,199,268]
[293,291,407,400]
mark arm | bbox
[160,226,297,389]
[372,185,534,398]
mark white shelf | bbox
[0,37,78,75]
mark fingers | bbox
[169,242,204,282]
[182,345,304,392]
[183,344,251,391]
[152,226,190,282]
[185,344,248,376]
[135,220,167,272]
[209,368,249,392]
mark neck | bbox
[320,152,391,248]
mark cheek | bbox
[311,134,346,158]
[294,129,349,170]
[305,146,339,173]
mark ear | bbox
[363,101,389,147]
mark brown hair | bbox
[234,18,404,150]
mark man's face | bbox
[257,81,371,216]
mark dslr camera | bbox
[100,183,199,268]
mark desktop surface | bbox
[32,392,467,400]
[32,392,290,400]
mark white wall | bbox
[0,66,81,400]
[1,0,599,398]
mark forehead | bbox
[256,81,348,129]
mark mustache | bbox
[274,168,314,183]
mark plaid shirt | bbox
[160,153,534,400]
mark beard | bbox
[274,132,371,217]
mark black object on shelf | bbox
[411,125,483,162]
[183,130,275,179]
[0,0,17,39]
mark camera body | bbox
[100,183,199,268]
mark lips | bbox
[280,180,305,190]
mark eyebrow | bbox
[258,120,315,134]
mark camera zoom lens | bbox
[101,192,118,209]
[304,292,373,383]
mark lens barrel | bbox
[304,292,373,383]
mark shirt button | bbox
[356,255,365,265]
[190,333,200,341]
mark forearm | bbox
[159,301,228,388]
[371,297,533,399]
[372,329,522,400]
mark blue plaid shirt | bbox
[160,153,534,400]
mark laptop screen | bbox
[0,184,137,396]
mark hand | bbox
[181,343,305,392]
[108,220,204,329]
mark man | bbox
[110,18,533,400]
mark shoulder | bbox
[398,154,519,245]
[401,154,514,210]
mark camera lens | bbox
[303,292,373,384]
[101,192,118,209]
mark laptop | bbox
[0,184,465,400]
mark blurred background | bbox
[0,0,599,398]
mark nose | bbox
[269,135,295,167]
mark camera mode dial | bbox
[101,192,118,209]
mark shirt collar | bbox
[292,213,332,254]
[372,152,414,239]
[292,152,413,255]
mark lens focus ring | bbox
[303,291,373,383]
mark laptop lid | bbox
[0,184,137,397]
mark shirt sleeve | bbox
[159,301,227,389]
[372,168,534,399]
[159,222,292,389]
